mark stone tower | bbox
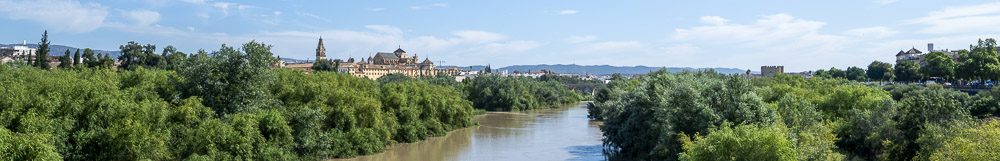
[316,37,326,61]
[761,66,784,78]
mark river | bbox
[332,102,606,161]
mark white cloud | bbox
[186,26,196,31]
[910,2,1000,34]
[368,8,385,11]
[126,9,161,26]
[673,14,850,49]
[558,10,579,15]
[699,16,728,25]
[0,0,109,33]
[568,35,597,43]
[874,0,898,5]
[411,3,448,9]
[843,26,898,38]
[670,14,868,71]
[364,25,402,35]
[197,13,210,19]
[180,0,205,3]
[452,30,507,44]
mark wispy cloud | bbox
[558,10,579,15]
[410,3,448,10]
[699,16,728,25]
[125,9,161,26]
[568,35,597,43]
[0,0,109,33]
[843,26,898,38]
[874,0,898,5]
[295,11,328,22]
[368,8,385,11]
[670,14,862,71]
[910,2,1000,34]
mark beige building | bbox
[287,37,465,80]
[895,43,962,66]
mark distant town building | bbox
[0,40,37,63]
[894,43,961,66]
[285,37,465,80]
[761,66,784,78]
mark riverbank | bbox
[330,102,605,161]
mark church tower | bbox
[316,37,327,61]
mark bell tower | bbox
[316,37,326,61]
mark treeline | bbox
[816,38,998,82]
[0,41,477,160]
[588,69,1000,160]
[463,74,582,111]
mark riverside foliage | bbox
[0,41,482,160]
[589,70,1000,161]
[462,74,582,111]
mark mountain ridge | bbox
[439,64,750,75]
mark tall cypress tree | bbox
[35,30,51,69]
[58,49,71,69]
[73,49,80,67]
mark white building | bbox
[895,43,960,66]
[0,41,37,63]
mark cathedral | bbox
[310,37,462,79]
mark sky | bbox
[1,0,999,71]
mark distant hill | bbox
[0,44,117,58]
[439,64,749,75]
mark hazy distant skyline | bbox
[1,0,999,71]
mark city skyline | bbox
[1,0,999,71]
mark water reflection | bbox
[331,102,606,161]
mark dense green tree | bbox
[0,48,491,160]
[894,60,921,82]
[118,42,164,70]
[163,46,187,70]
[82,48,96,68]
[846,66,866,81]
[58,50,71,69]
[180,41,277,114]
[880,85,971,161]
[920,51,956,79]
[916,119,1000,161]
[380,81,475,142]
[311,59,336,72]
[678,123,796,161]
[867,61,894,81]
[72,49,80,67]
[100,53,114,69]
[970,88,1000,118]
[595,70,778,160]
[956,39,1000,81]
[375,73,413,85]
[463,74,580,111]
[35,30,51,69]
[954,50,973,80]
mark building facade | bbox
[761,66,784,78]
[0,43,37,63]
[895,43,961,66]
[288,38,465,80]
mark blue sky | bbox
[1,0,999,71]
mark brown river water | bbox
[332,102,606,161]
